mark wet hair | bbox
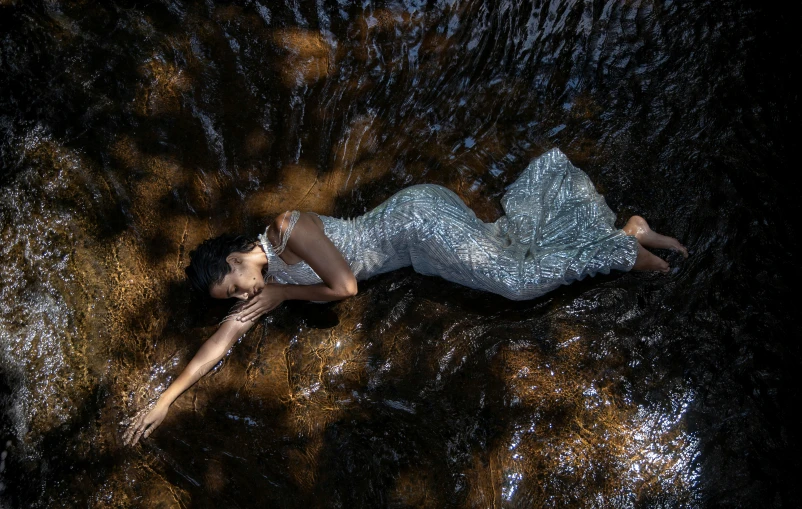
[185,233,258,294]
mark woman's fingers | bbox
[122,410,155,446]
[131,420,149,445]
[132,431,144,445]
[240,302,273,321]
[124,420,142,445]
[238,307,264,322]
[144,423,158,438]
[238,300,265,319]
[123,415,142,444]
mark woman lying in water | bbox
[122,148,687,445]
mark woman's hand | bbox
[237,284,286,322]
[123,401,170,446]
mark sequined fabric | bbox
[259,148,638,300]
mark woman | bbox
[122,148,687,445]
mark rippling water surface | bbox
[0,0,799,507]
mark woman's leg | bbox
[624,215,688,272]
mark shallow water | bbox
[0,0,799,507]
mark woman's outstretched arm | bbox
[123,317,254,445]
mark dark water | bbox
[0,0,799,506]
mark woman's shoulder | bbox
[266,211,300,251]
[270,210,298,234]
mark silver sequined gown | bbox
[259,148,638,301]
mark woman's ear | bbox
[226,254,242,266]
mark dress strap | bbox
[268,210,300,255]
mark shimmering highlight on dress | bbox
[258,149,637,300]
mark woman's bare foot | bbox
[623,215,688,258]
[632,244,670,273]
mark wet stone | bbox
[0,0,799,508]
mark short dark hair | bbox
[185,234,258,294]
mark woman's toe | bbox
[672,240,689,258]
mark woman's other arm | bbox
[123,317,254,445]
[236,212,357,322]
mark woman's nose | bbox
[236,292,250,301]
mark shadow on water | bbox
[1,0,801,507]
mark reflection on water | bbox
[0,0,799,507]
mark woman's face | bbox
[208,248,266,301]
